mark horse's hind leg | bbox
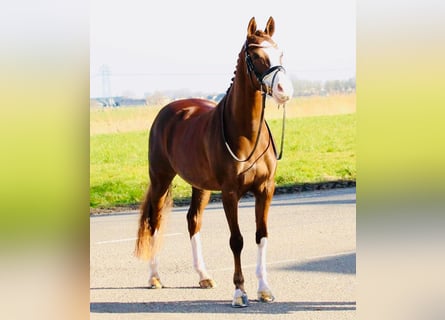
[135,170,175,289]
[186,187,216,288]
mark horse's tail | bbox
[134,186,172,260]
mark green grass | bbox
[90,113,356,208]
[271,114,356,185]
[90,131,148,207]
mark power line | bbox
[90,72,229,78]
[90,68,354,79]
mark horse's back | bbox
[151,98,216,134]
[161,98,216,119]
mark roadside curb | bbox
[90,180,356,215]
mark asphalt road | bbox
[90,187,356,319]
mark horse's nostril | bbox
[277,83,283,92]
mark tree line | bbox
[291,77,355,96]
[121,77,357,107]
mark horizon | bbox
[89,77,356,101]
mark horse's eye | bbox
[252,53,260,59]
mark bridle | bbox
[244,41,286,96]
[221,41,287,162]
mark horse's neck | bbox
[225,57,263,139]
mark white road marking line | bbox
[94,233,183,245]
[208,250,355,272]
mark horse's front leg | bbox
[254,183,275,302]
[222,190,248,307]
[187,188,216,288]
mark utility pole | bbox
[99,64,114,106]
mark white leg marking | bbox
[191,232,211,281]
[257,40,294,102]
[149,255,160,279]
[149,229,160,279]
[232,288,249,307]
[256,237,270,292]
[146,229,163,288]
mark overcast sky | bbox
[90,0,355,98]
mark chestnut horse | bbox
[135,17,294,307]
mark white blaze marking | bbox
[259,40,282,67]
[257,41,294,102]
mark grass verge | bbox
[90,113,356,211]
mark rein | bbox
[266,103,286,160]
[221,92,265,162]
[221,92,286,162]
[220,41,287,162]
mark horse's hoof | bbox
[199,279,216,289]
[149,277,163,289]
[258,290,275,303]
[232,290,249,308]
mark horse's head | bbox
[245,17,294,104]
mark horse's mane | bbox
[223,31,275,96]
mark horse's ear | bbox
[247,17,257,36]
[264,16,275,37]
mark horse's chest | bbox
[236,162,267,186]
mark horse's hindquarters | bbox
[149,99,222,191]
